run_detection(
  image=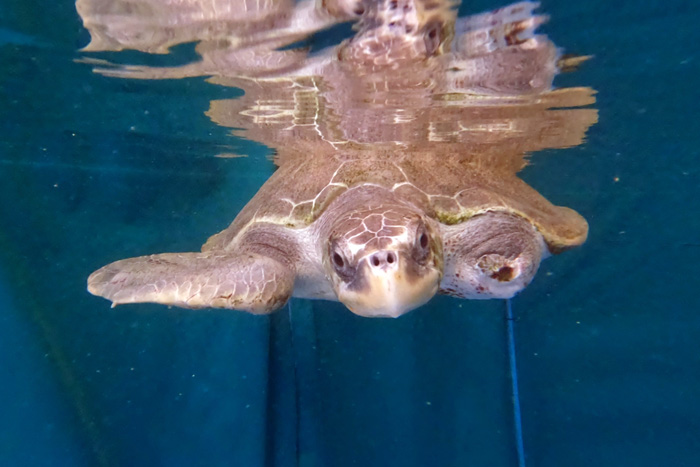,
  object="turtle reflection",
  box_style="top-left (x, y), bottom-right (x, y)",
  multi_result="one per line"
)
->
top-left (82, 0), bottom-right (597, 317)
